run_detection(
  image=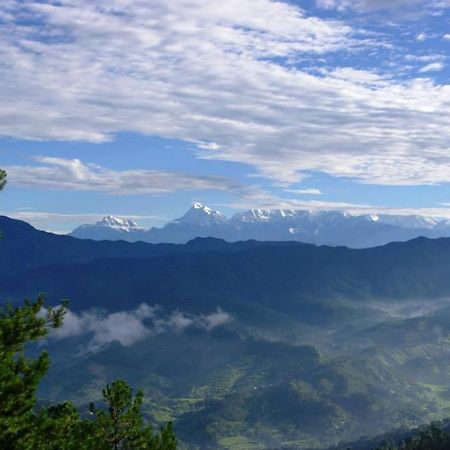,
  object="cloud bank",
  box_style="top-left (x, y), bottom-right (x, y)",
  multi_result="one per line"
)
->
top-left (1, 1), bottom-right (450, 186)
top-left (3, 156), bottom-right (246, 195)
top-left (52, 304), bottom-right (232, 354)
